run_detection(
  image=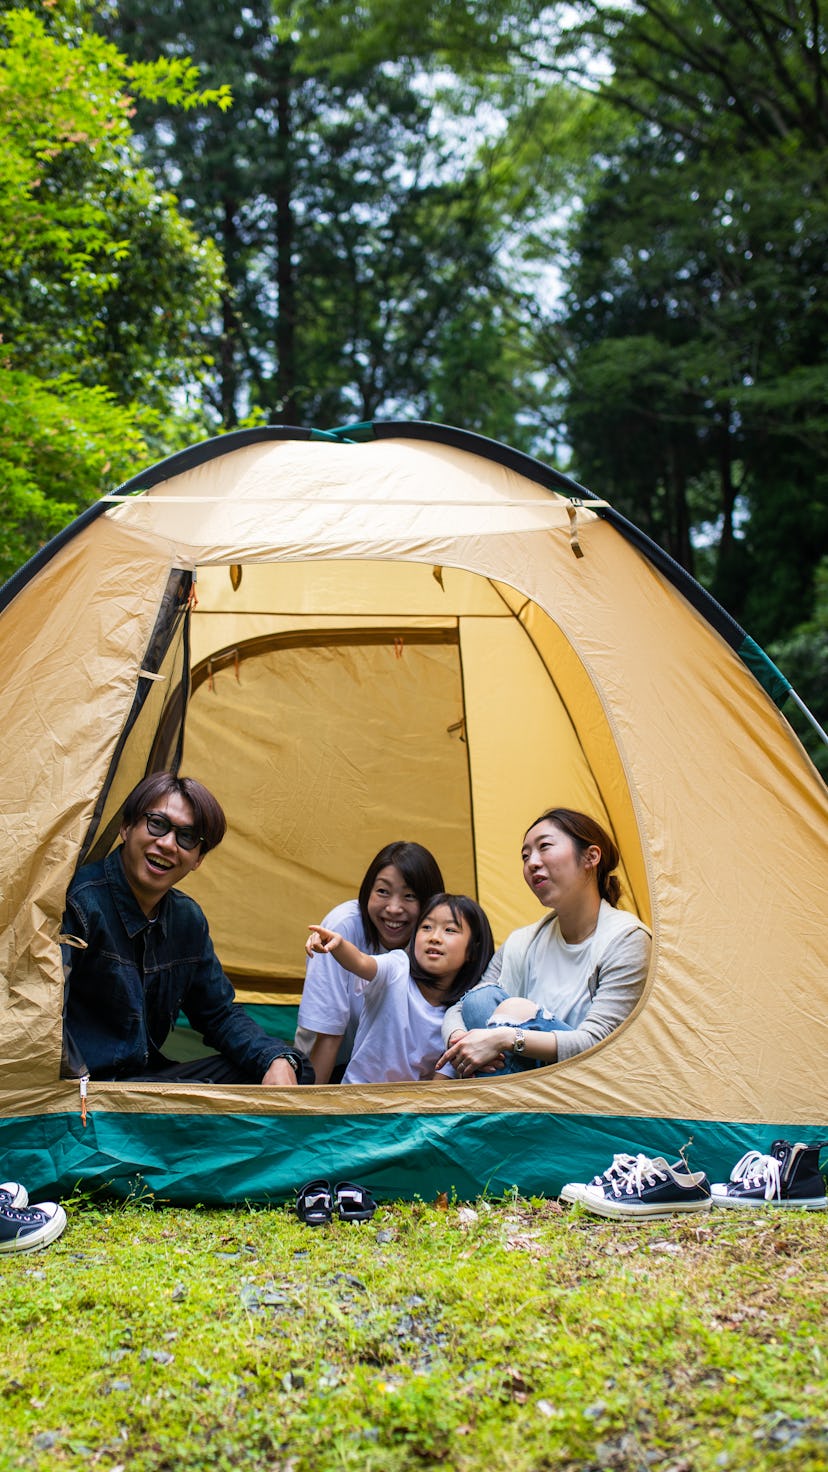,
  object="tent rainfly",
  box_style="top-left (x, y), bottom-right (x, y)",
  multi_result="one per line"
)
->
top-left (1, 422), bottom-right (826, 1204)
